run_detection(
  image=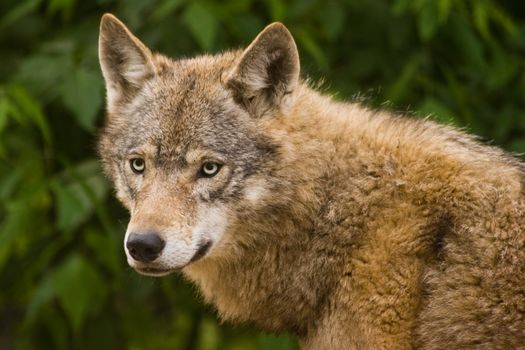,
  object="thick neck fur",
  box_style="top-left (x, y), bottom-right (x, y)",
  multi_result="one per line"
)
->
top-left (183, 83), bottom-right (410, 336)
top-left (184, 81), bottom-right (525, 347)
top-left (183, 84), bottom-right (350, 335)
